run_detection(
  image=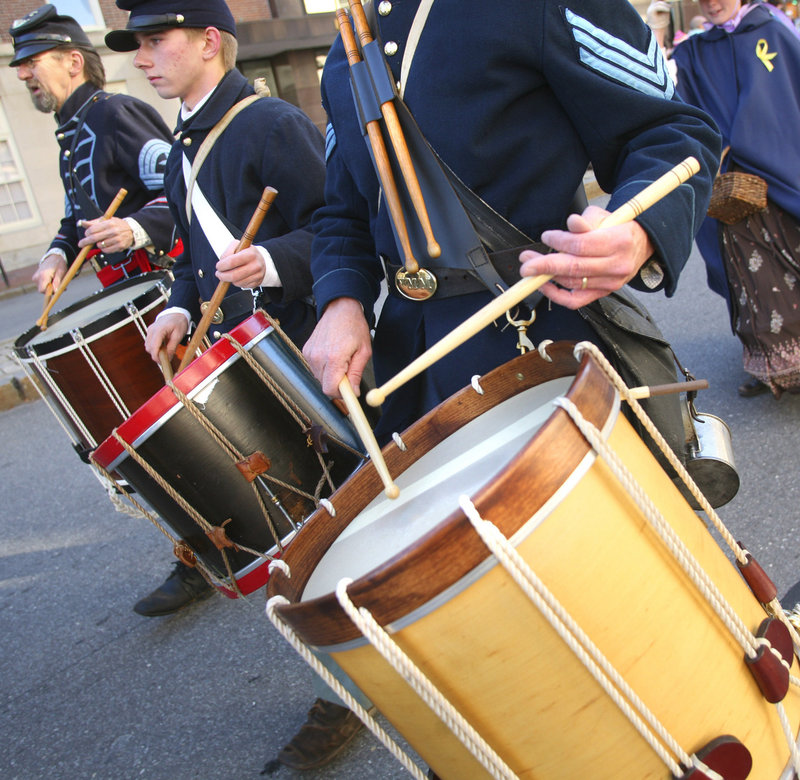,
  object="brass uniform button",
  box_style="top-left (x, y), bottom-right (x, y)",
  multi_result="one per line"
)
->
top-left (384, 41), bottom-right (399, 57)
